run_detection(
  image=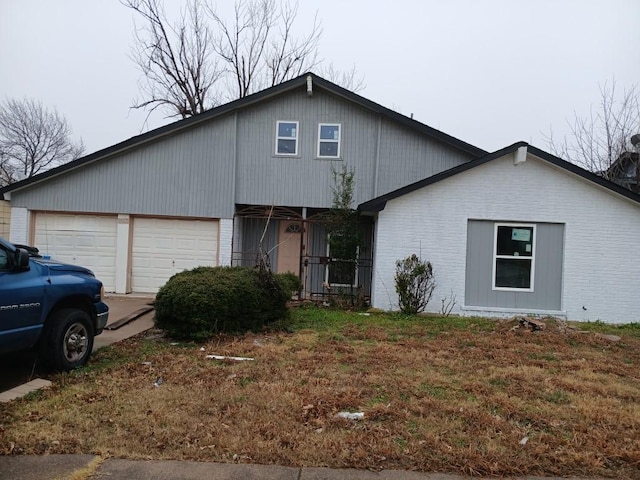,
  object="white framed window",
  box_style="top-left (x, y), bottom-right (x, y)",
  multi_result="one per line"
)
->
top-left (325, 236), bottom-right (358, 287)
top-left (492, 223), bottom-right (536, 291)
top-left (276, 121), bottom-right (298, 156)
top-left (317, 123), bottom-right (341, 158)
